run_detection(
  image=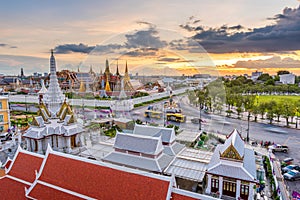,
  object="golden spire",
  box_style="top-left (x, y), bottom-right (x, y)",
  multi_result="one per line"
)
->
top-left (105, 76), bottom-right (111, 92)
